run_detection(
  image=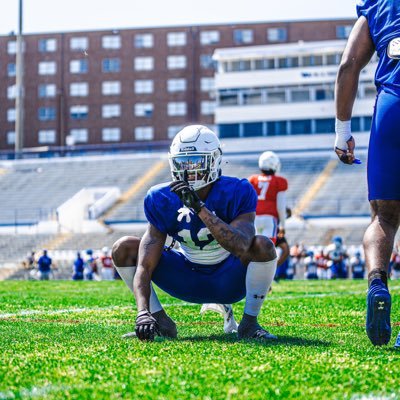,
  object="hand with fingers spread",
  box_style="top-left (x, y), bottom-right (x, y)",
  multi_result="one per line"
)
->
top-left (169, 180), bottom-right (205, 214)
top-left (135, 310), bottom-right (159, 341)
top-left (334, 119), bottom-right (361, 165)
